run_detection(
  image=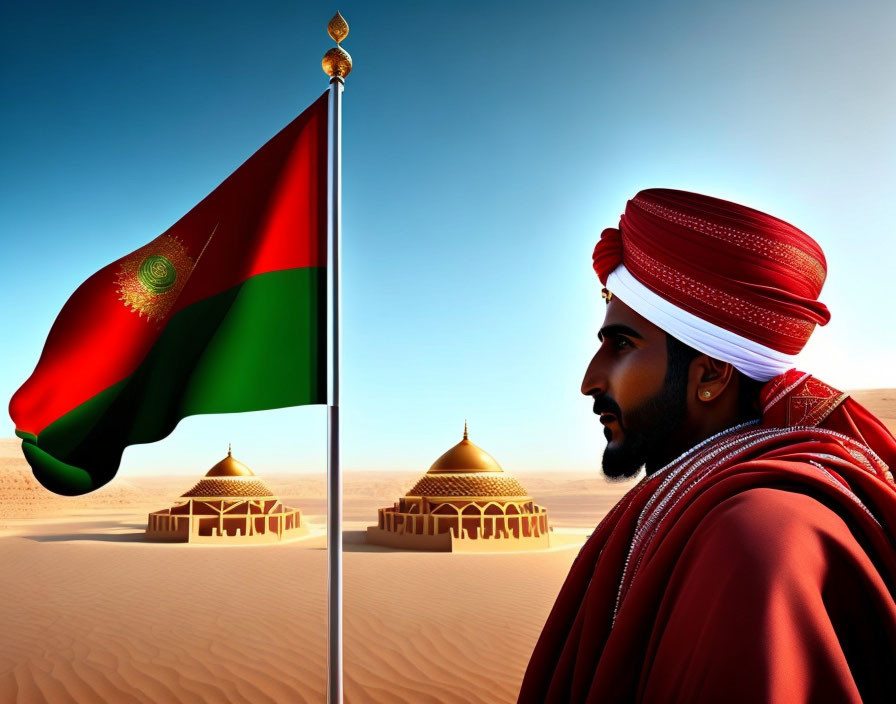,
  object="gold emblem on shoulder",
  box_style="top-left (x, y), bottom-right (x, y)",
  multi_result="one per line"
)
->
top-left (117, 234), bottom-right (193, 321)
